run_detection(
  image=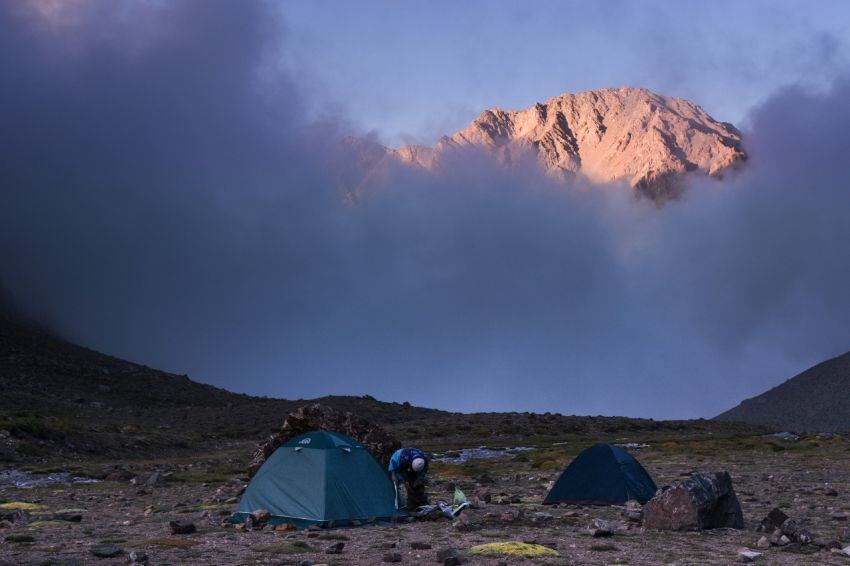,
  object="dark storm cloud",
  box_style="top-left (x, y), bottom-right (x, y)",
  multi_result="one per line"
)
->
top-left (2, 1), bottom-right (850, 418)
